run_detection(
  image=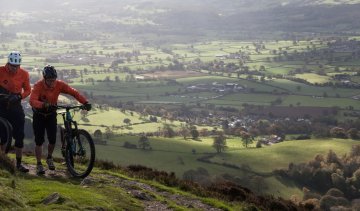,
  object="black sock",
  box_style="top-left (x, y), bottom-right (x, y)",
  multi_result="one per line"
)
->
top-left (37, 161), bottom-right (42, 165)
top-left (47, 155), bottom-right (52, 159)
top-left (16, 157), bottom-right (22, 167)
